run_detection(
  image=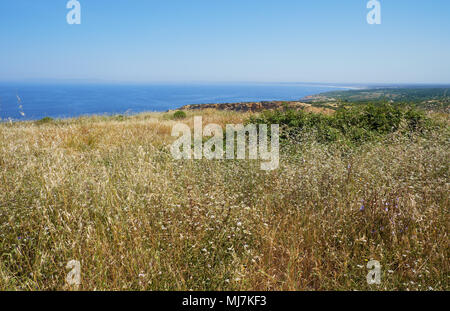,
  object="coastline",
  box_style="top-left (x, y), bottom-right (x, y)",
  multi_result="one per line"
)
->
top-left (2, 85), bottom-right (448, 122)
